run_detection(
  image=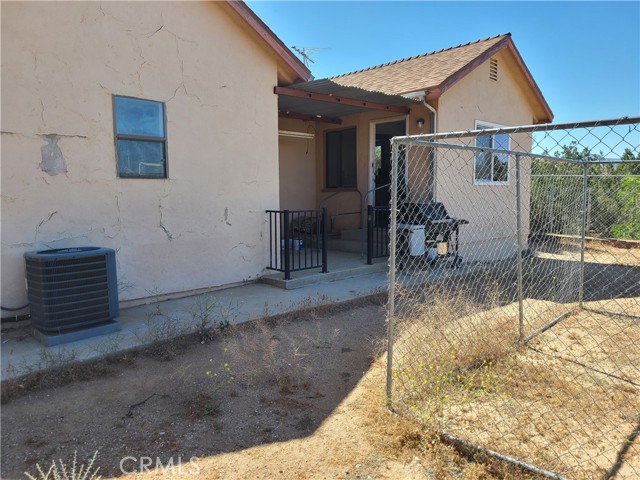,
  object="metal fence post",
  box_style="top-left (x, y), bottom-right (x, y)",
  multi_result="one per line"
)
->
top-left (283, 210), bottom-right (291, 280)
top-left (387, 141), bottom-right (399, 408)
top-left (516, 154), bottom-right (524, 341)
top-left (579, 164), bottom-right (588, 308)
top-left (367, 205), bottom-right (374, 265)
top-left (321, 207), bottom-right (328, 273)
